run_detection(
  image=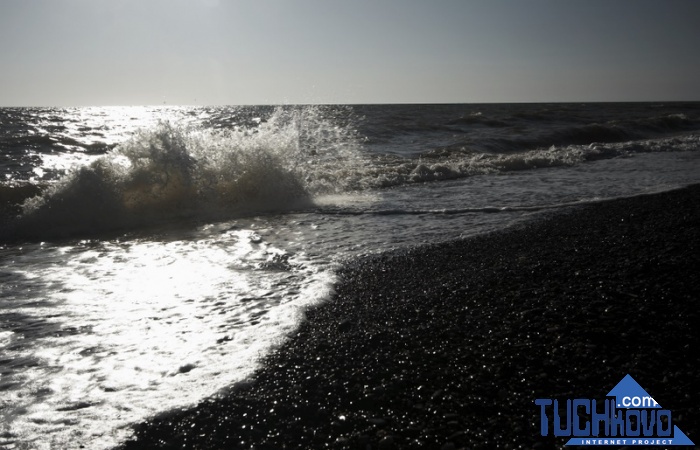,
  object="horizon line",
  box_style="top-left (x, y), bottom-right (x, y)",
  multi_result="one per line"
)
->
top-left (2, 99), bottom-right (700, 108)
